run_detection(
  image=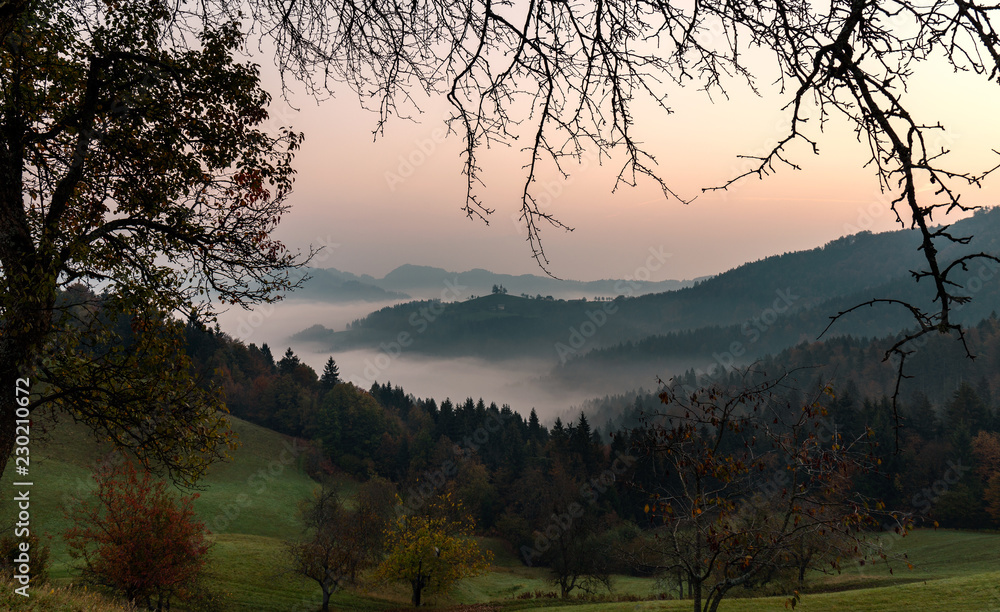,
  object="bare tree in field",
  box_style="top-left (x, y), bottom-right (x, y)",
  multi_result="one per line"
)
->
top-left (286, 478), bottom-right (395, 611)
